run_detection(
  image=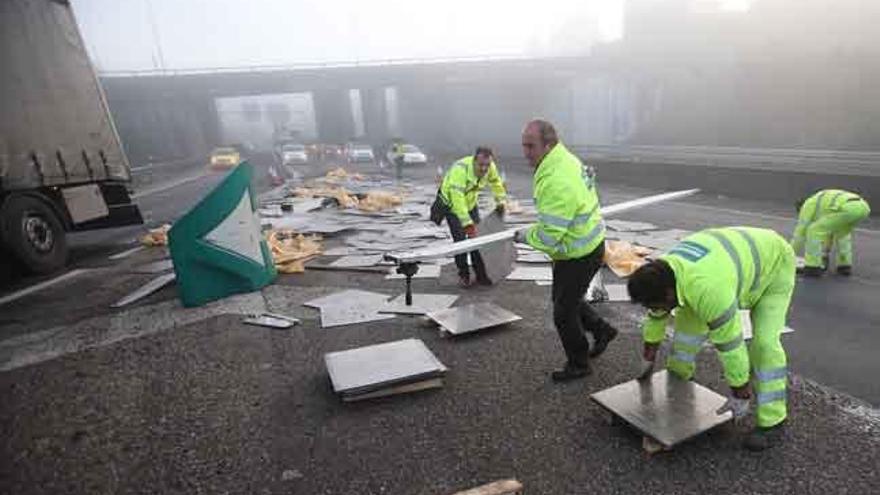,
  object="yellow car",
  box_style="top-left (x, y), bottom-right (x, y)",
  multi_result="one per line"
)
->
top-left (208, 147), bottom-right (241, 170)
